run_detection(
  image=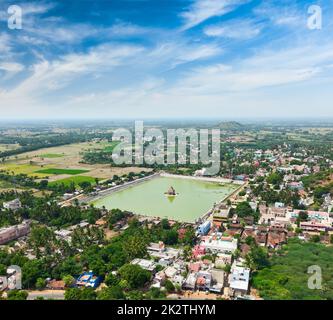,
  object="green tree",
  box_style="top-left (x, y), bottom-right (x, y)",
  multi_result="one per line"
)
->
top-left (245, 245), bottom-right (269, 271)
top-left (164, 279), bottom-right (175, 293)
top-left (65, 288), bottom-right (96, 300)
top-left (252, 239), bottom-right (333, 300)
top-left (39, 180), bottom-right (49, 189)
top-left (118, 264), bottom-right (151, 289)
top-left (122, 235), bottom-right (147, 260)
top-left (97, 286), bottom-right (125, 300)
top-left (22, 259), bottom-right (47, 289)
top-left (79, 181), bottom-right (92, 190)
top-left (64, 288), bottom-right (81, 300)
top-left (161, 219), bottom-right (170, 230)
top-left (236, 202), bottom-right (254, 218)
top-left (182, 227), bottom-right (196, 246)
top-left (310, 235), bottom-right (320, 243)
top-left (298, 211), bottom-right (309, 221)
top-left (28, 225), bottom-right (56, 257)
top-left (163, 229), bottom-right (178, 245)
top-left (0, 263), bottom-right (6, 275)
top-left (62, 275), bottom-right (75, 287)
top-left (127, 290), bottom-right (144, 300)
top-left (7, 290), bottom-right (28, 300)
top-left (245, 236), bottom-right (256, 246)
top-left (267, 172), bottom-right (283, 185)
top-left (36, 278), bottom-right (46, 290)
top-left (146, 287), bottom-right (166, 299)
top-left (105, 273), bottom-right (120, 287)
